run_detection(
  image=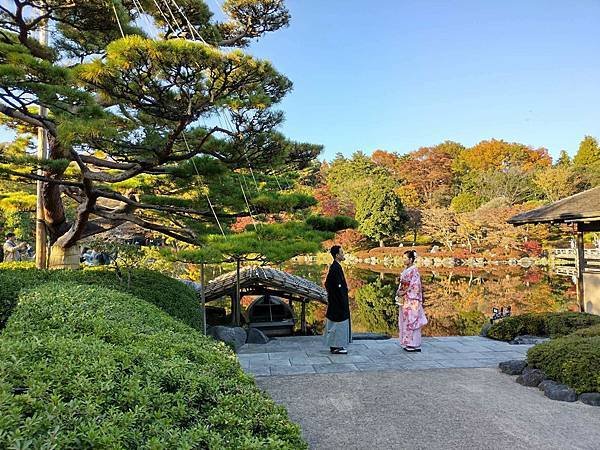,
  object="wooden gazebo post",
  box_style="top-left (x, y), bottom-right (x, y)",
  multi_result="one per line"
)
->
top-left (235, 257), bottom-right (241, 327)
top-left (301, 300), bottom-right (307, 335)
top-left (200, 262), bottom-right (207, 335)
top-left (574, 223), bottom-right (586, 312)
